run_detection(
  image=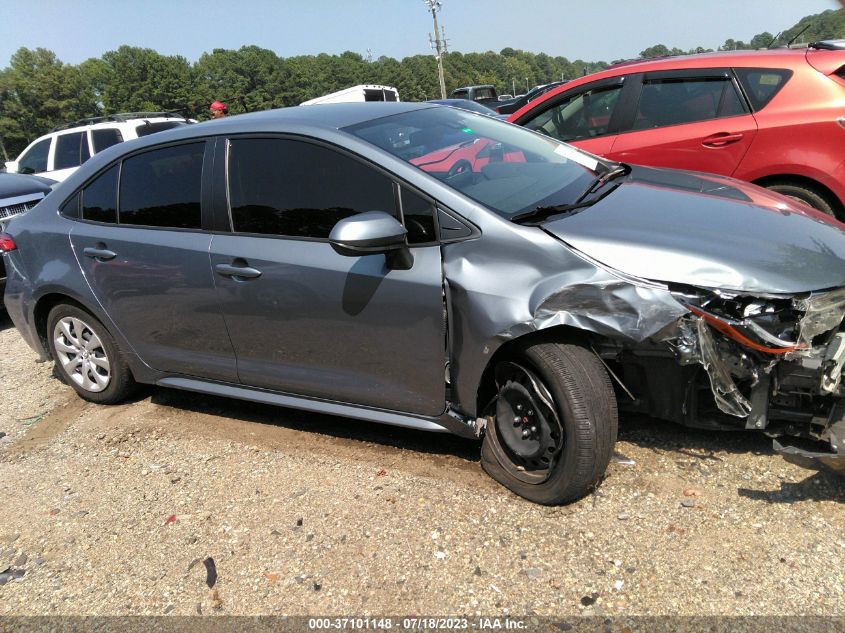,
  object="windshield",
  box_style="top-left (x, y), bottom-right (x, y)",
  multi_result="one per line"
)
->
top-left (344, 107), bottom-right (603, 218)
